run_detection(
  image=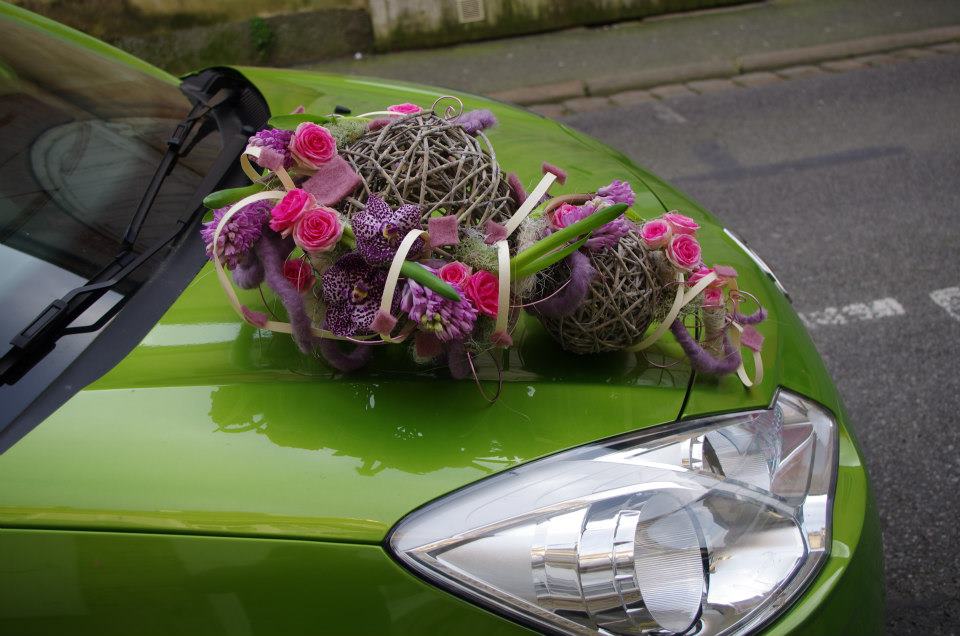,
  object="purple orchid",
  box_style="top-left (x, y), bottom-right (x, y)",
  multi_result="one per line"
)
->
top-left (353, 195), bottom-right (424, 266)
top-left (200, 201), bottom-right (271, 270)
top-left (321, 252), bottom-right (399, 337)
top-left (401, 275), bottom-right (477, 342)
